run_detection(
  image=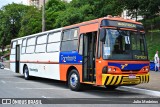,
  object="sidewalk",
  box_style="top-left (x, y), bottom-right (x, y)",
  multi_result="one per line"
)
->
top-left (135, 71), bottom-right (160, 91)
